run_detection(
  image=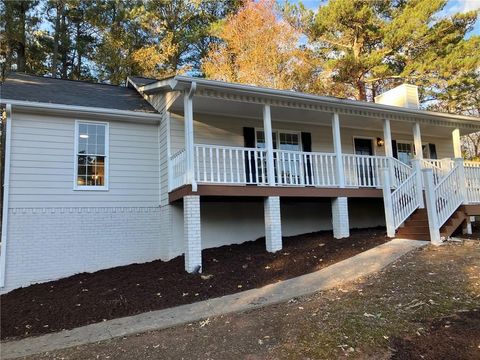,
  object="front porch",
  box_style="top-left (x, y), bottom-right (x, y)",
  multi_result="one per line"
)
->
top-left (151, 77), bottom-right (480, 273)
